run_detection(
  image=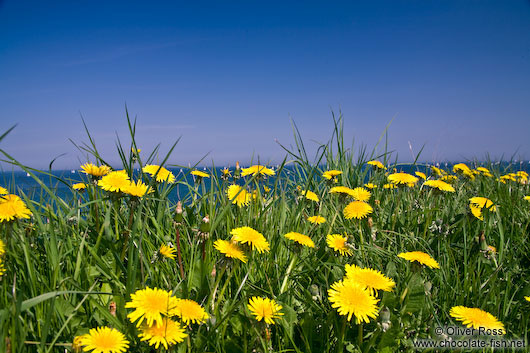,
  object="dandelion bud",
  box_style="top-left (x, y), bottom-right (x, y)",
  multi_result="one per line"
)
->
top-left (174, 201), bottom-right (183, 223)
top-left (200, 215), bottom-right (210, 233)
top-left (211, 265), bottom-right (216, 278)
top-left (109, 301), bottom-right (117, 316)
